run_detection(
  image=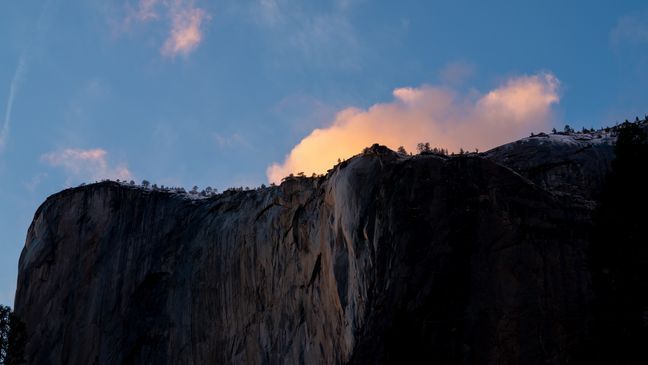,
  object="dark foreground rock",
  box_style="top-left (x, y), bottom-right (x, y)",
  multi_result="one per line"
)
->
top-left (14, 135), bottom-right (614, 364)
